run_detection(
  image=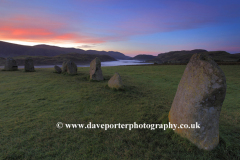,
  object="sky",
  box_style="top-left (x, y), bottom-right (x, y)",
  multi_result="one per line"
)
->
top-left (0, 0), bottom-right (240, 57)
